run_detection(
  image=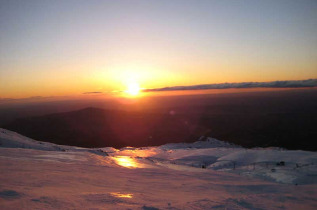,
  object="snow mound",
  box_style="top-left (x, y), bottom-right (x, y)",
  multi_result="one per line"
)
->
top-left (159, 136), bottom-right (240, 150)
top-left (0, 128), bottom-right (69, 151)
top-left (0, 128), bottom-right (109, 156)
